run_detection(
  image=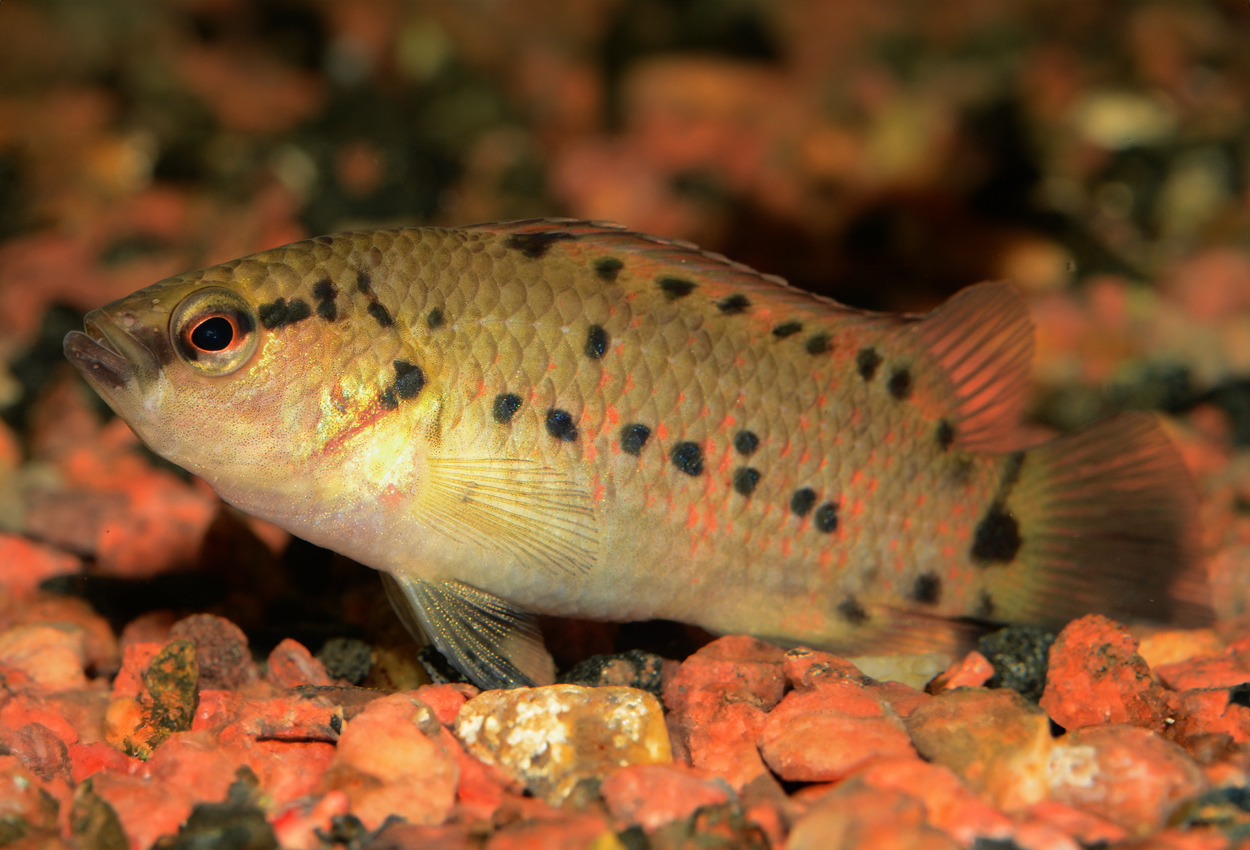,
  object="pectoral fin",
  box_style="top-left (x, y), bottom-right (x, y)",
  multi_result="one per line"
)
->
top-left (381, 572), bottom-right (556, 690)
